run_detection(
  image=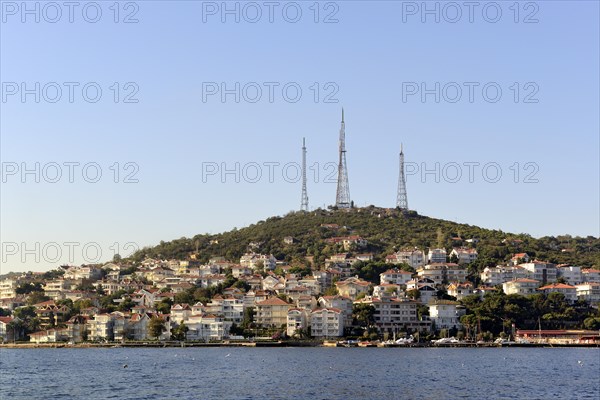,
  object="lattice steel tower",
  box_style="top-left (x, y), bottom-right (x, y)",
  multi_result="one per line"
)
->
top-left (396, 144), bottom-right (409, 210)
top-left (300, 137), bottom-right (309, 212)
top-left (335, 109), bottom-right (351, 209)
